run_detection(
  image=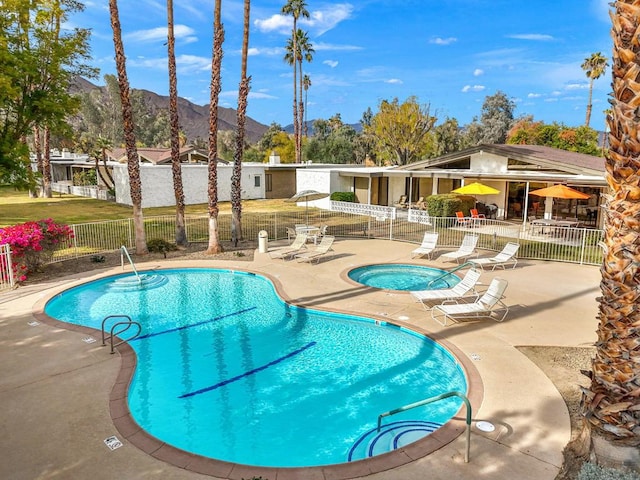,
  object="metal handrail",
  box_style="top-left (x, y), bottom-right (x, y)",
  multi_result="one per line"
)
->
top-left (101, 314), bottom-right (142, 354)
top-left (120, 245), bottom-right (141, 282)
top-left (377, 391), bottom-right (472, 463)
top-left (427, 262), bottom-right (474, 287)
